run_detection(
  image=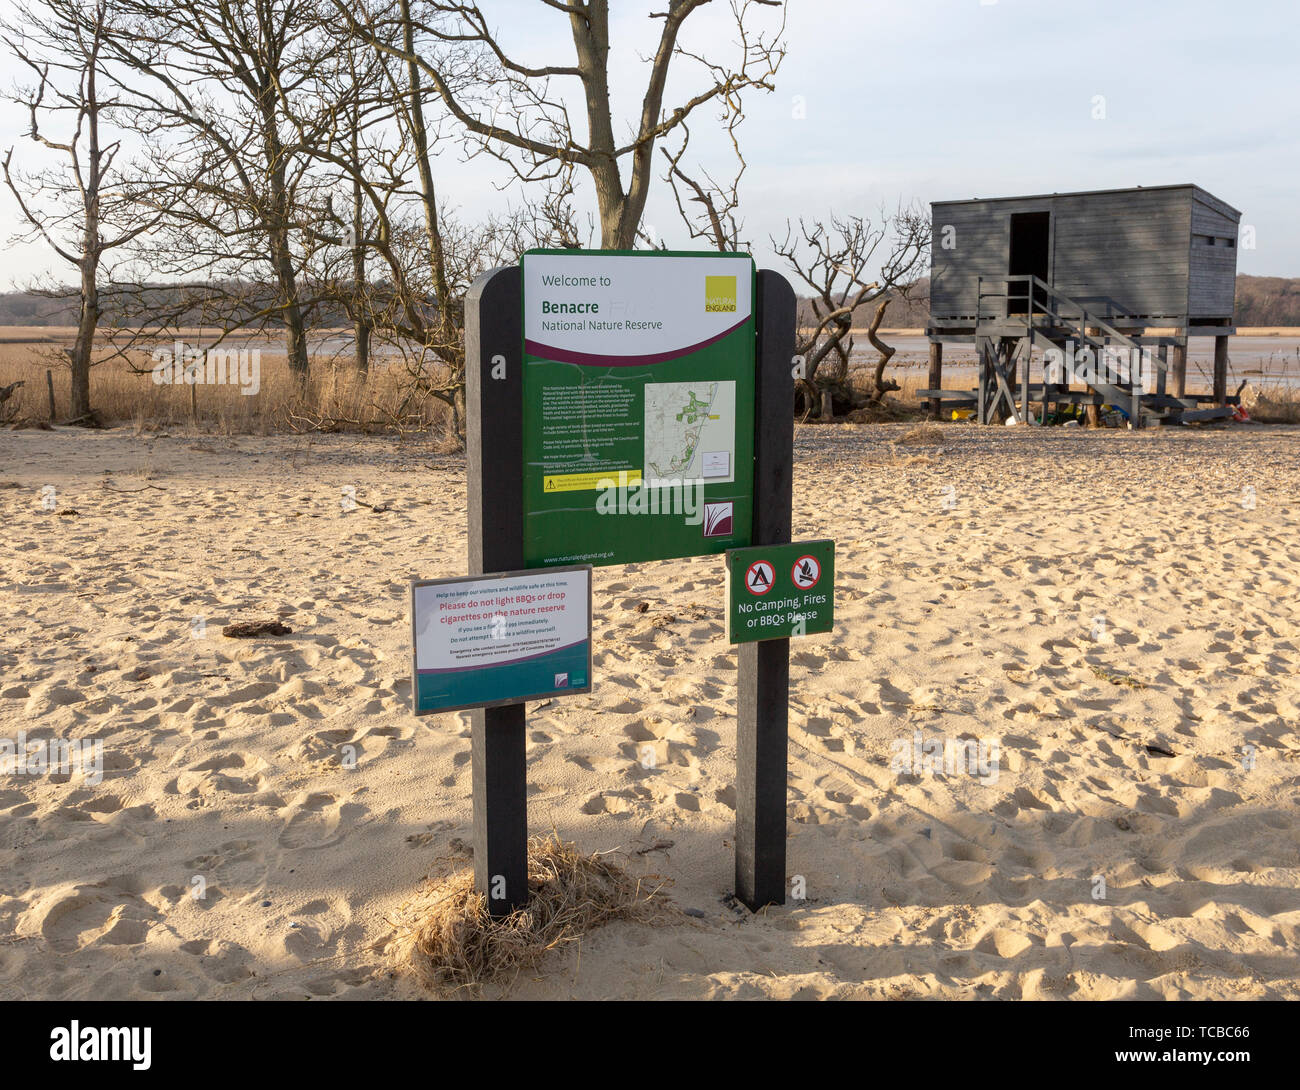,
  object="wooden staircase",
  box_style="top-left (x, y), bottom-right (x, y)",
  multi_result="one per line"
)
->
top-left (964, 275), bottom-right (1235, 427)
